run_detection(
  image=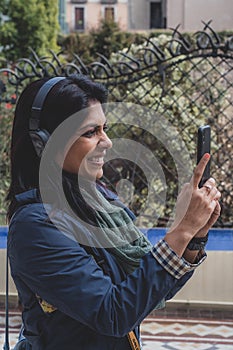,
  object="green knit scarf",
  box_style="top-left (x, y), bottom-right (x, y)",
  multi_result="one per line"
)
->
top-left (81, 185), bottom-right (152, 274)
